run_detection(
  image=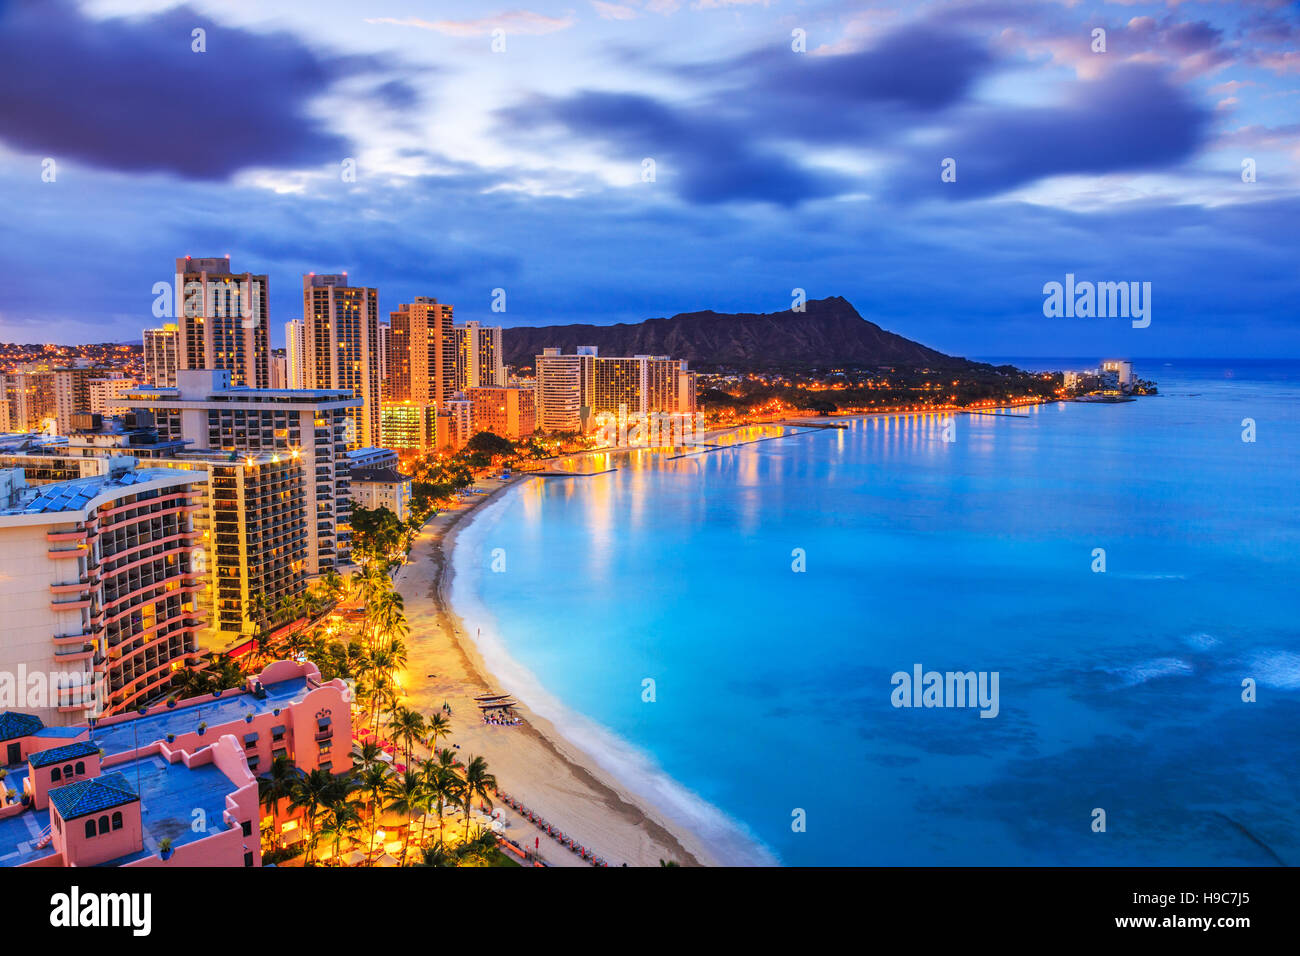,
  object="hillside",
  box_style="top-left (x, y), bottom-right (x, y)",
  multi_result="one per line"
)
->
top-left (501, 296), bottom-right (970, 370)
